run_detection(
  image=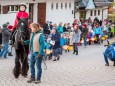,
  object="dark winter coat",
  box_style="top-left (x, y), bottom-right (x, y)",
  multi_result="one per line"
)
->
top-left (51, 32), bottom-right (61, 49)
